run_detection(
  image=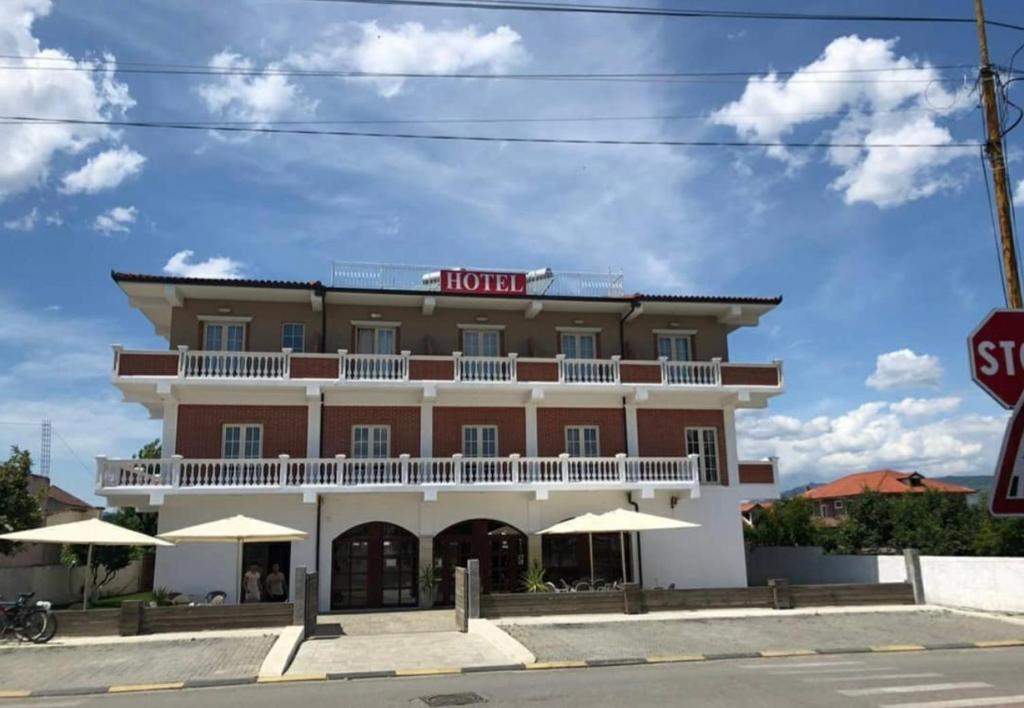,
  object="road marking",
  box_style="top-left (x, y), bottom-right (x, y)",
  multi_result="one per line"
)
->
top-left (645, 655), bottom-right (705, 664)
top-left (0, 693), bottom-right (31, 700)
top-left (974, 639), bottom-right (1024, 648)
top-left (775, 667), bottom-right (894, 676)
top-left (255, 674), bottom-right (327, 683)
top-left (872, 644), bottom-right (928, 653)
top-left (839, 682), bottom-right (992, 697)
top-left (803, 673), bottom-right (944, 683)
top-left (760, 649), bottom-right (818, 658)
top-left (525, 660), bottom-right (588, 670)
top-left (394, 667), bottom-right (462, 677)
top-left (741, 660), bottom-right (864, 669)
top-left (108, 682), bottom-right (186, 693)
top-left (879, 696), bottom-right (1024, 708)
